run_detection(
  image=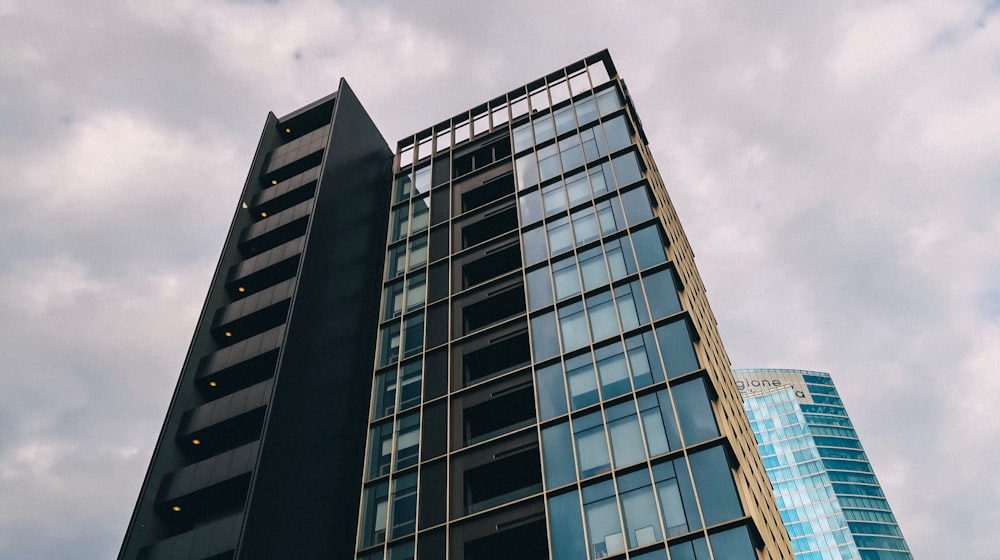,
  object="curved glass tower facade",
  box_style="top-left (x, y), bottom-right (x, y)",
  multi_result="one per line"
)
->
top-left (734, 369), bottom-right (912, 560)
